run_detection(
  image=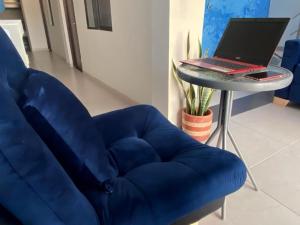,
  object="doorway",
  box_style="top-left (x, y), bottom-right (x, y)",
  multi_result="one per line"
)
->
top-left (39, 0), bottom-right (82, 71)
top-left (62, 0), bottom-right (82, 71)
top-left (39, 0), bottom-right (52, 52)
